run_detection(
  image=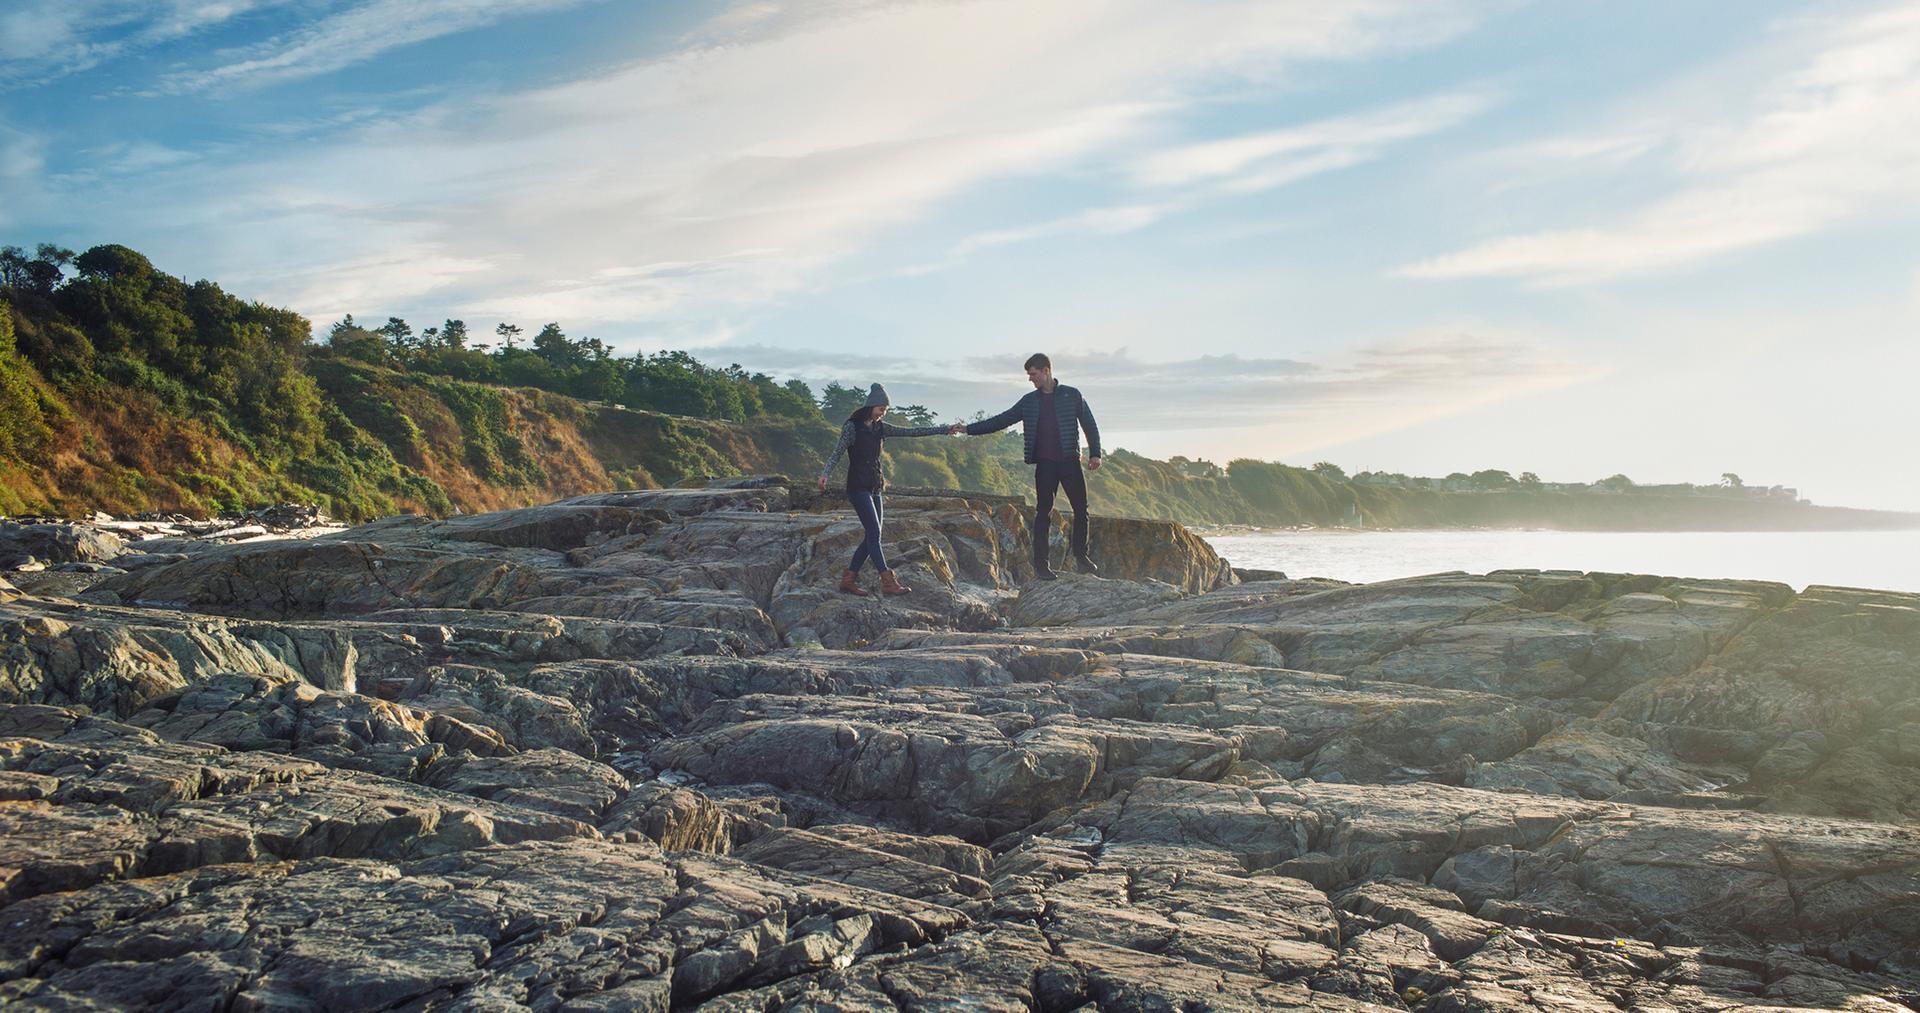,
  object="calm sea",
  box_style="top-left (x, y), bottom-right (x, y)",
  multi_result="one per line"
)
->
top-left (1200, 529), bottom-right (1920, 594)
